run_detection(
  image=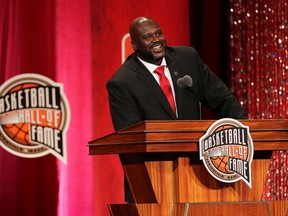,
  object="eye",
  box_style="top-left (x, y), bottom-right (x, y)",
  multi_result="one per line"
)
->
top-left (156, 31), bottom-right (163, 36)
top-left (143, 34), bottom-right (152, 40)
